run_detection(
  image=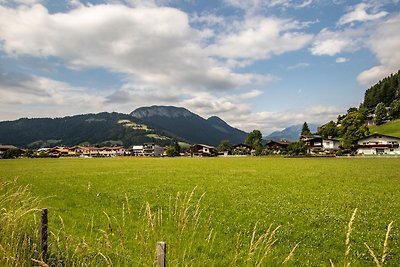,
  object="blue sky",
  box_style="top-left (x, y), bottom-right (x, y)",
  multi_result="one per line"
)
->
top-left (0, 0), bottom-right (399, 135)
